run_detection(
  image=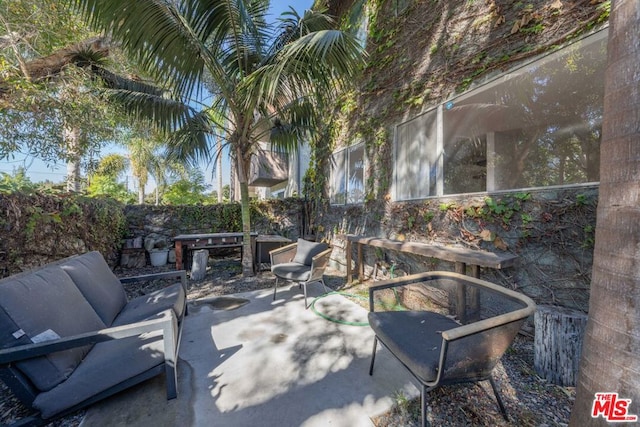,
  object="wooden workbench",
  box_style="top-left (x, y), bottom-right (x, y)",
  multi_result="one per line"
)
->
top-left (344, 234), bottom-right (518, 282)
